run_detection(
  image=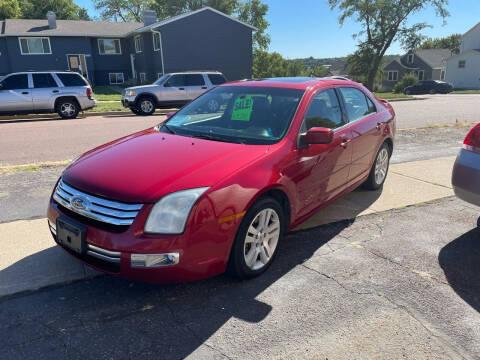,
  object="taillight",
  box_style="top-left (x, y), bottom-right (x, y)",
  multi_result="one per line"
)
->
top-left (463, 123), bottom-right (480, 153)
top-left (86, 87), bottom-right (93, 98)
